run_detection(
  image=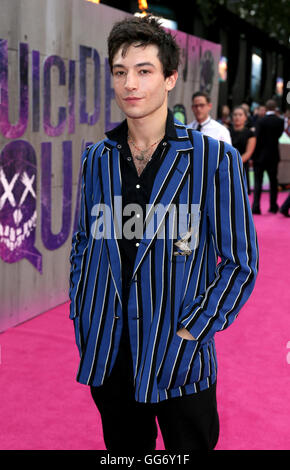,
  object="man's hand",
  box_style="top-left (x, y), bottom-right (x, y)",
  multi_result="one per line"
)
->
top-left (177, 327), bottom-right (196, 340)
